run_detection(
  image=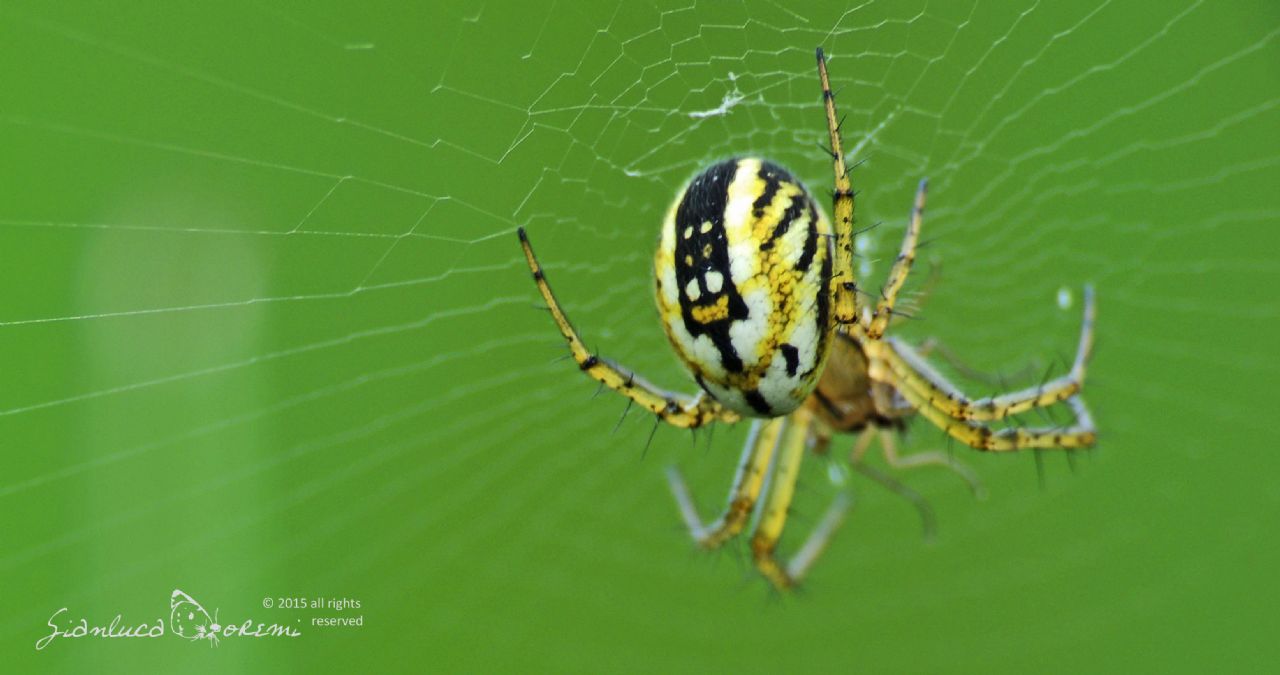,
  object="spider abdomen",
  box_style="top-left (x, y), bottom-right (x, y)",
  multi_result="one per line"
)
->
top-left (654, 158), bottom-right (834, 417)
